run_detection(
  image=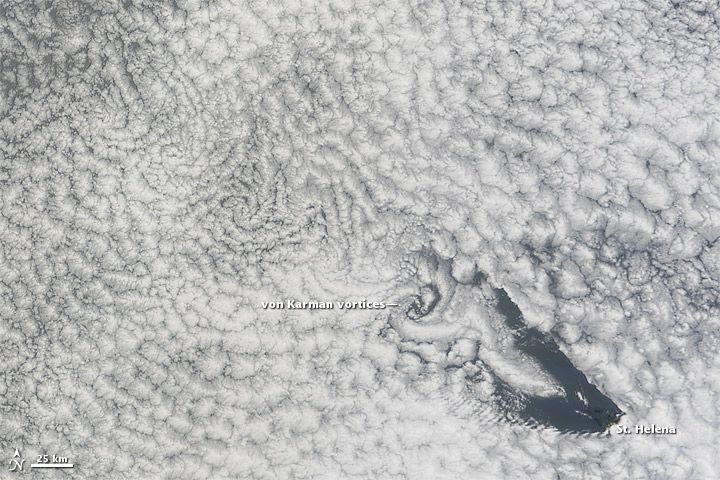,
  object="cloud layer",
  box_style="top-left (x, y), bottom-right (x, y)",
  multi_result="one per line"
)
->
top-left (1, 0), bottom-right (719, 478)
